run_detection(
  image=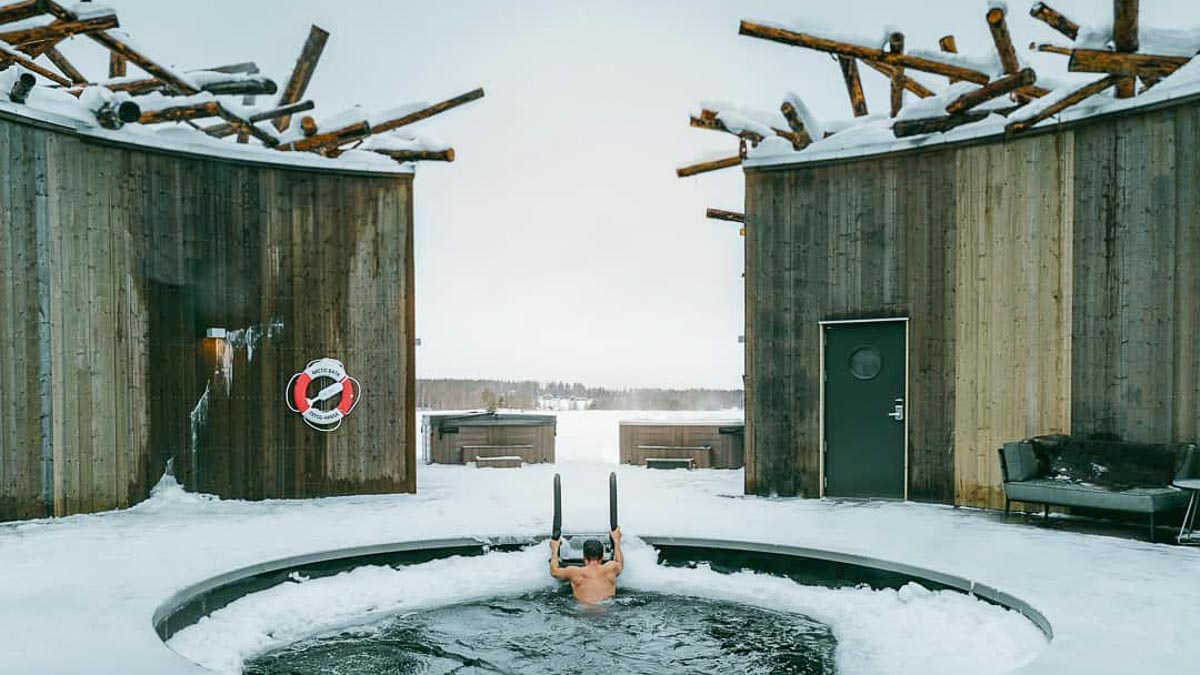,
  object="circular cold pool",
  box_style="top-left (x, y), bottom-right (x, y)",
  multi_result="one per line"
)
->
top-left (156, 537), bottom-right (1050, 675)
top-left (244, 589), bottom-right (837, 675)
